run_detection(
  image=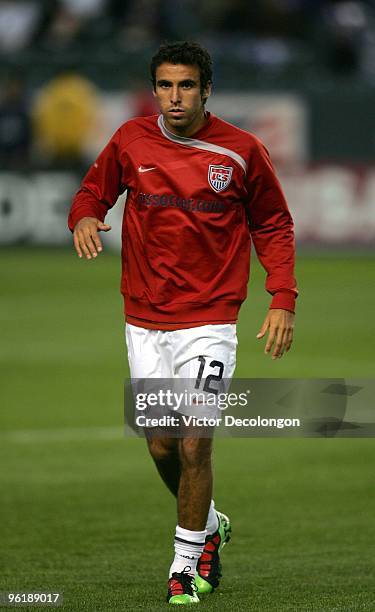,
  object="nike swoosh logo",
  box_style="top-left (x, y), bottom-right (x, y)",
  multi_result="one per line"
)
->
top-left (138, 166), bottom-right (156, 173)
